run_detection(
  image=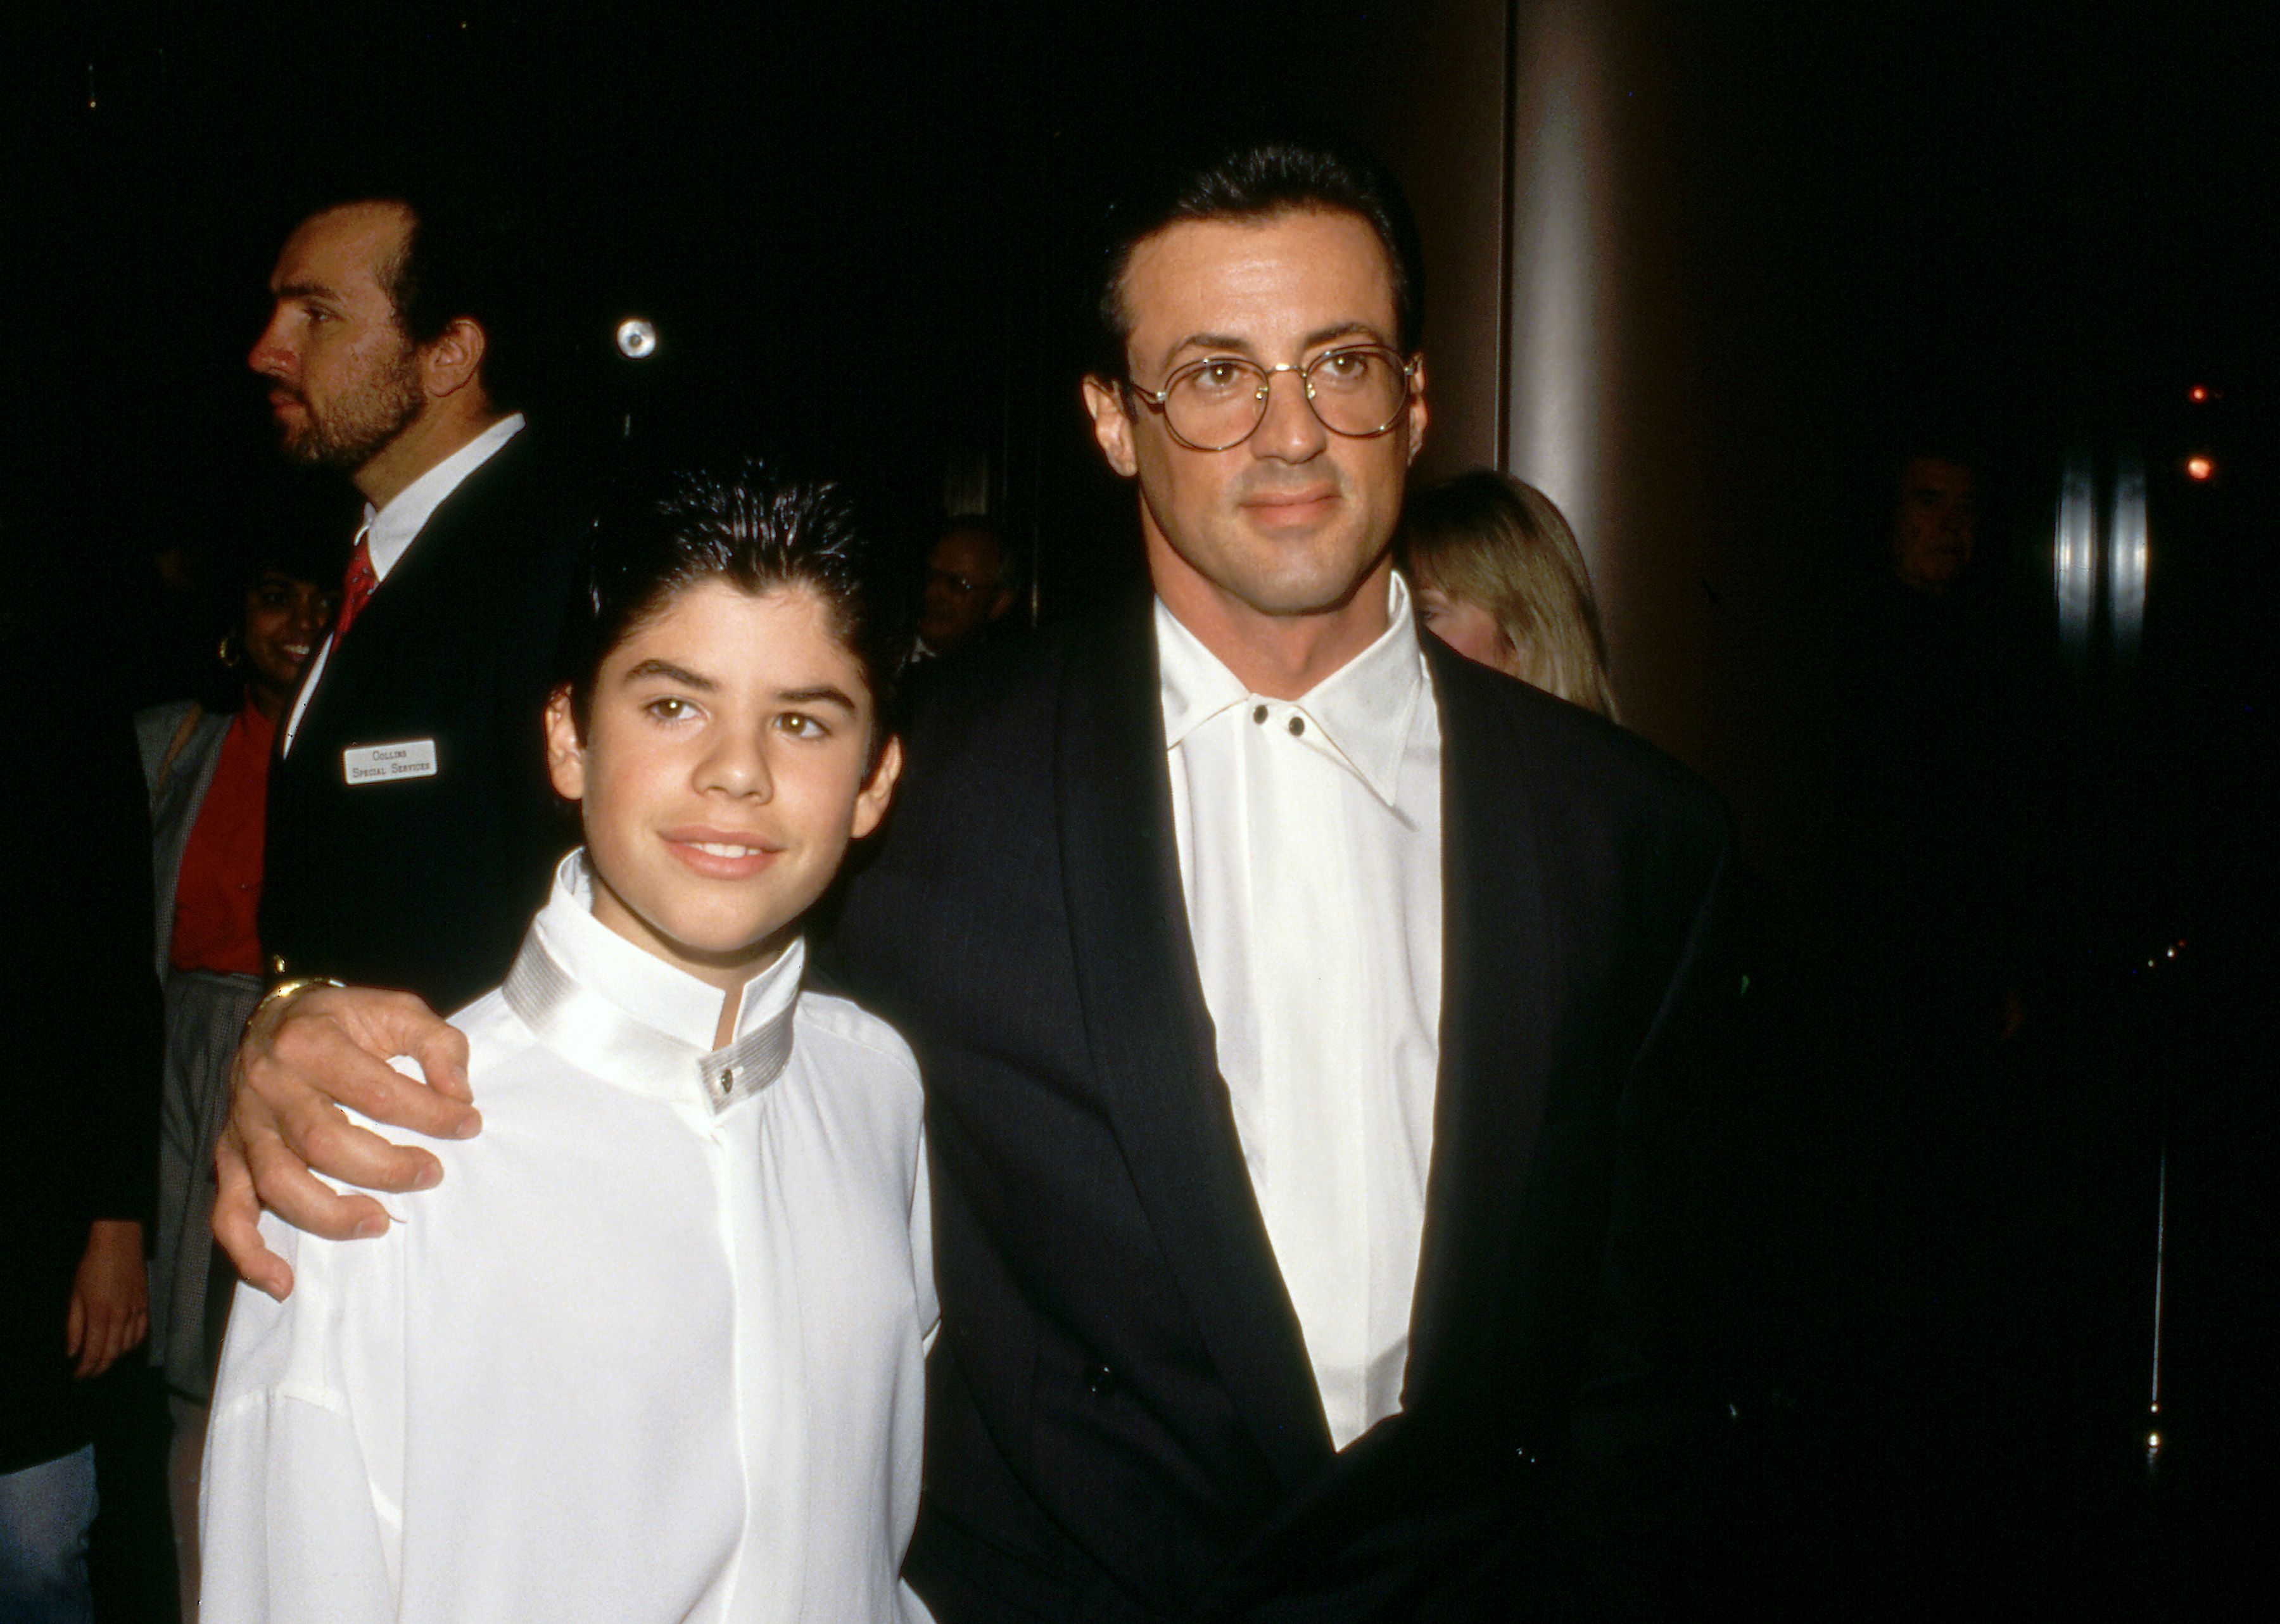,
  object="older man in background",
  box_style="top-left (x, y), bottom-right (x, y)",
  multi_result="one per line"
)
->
top-left (915, 518), bottom-right (1022, 661)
